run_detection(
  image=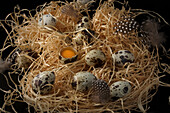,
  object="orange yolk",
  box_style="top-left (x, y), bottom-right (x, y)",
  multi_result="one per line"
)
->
top-left (61, 49), bottom-right (76, 58)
